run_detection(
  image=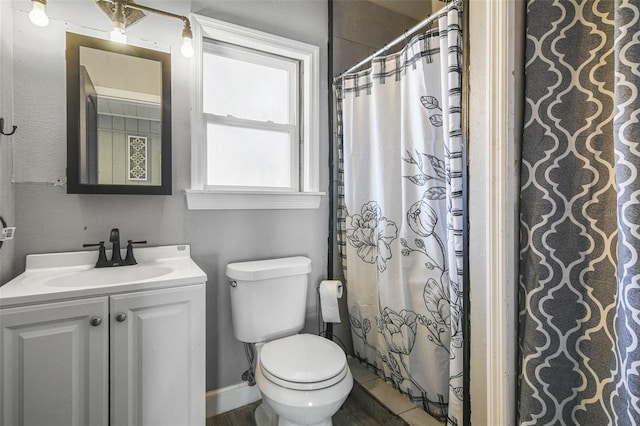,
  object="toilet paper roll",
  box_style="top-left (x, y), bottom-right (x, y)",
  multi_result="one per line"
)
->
top-left (319, 280), bottom-right (343, 323)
